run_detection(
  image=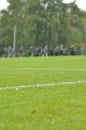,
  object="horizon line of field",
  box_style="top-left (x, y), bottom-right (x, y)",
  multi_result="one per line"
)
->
top-left (0, 80), bottom-right (86, 91)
